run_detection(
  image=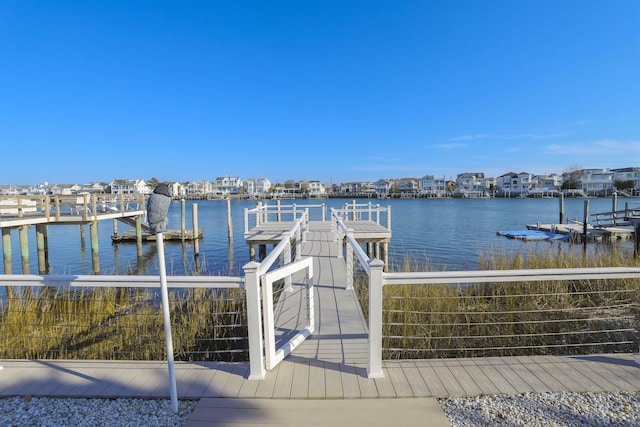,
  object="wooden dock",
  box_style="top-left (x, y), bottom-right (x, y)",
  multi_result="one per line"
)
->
top-left (2, 221), bottom-right (640, 425)
top-left (526, 223), bottom-right (635, 240)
